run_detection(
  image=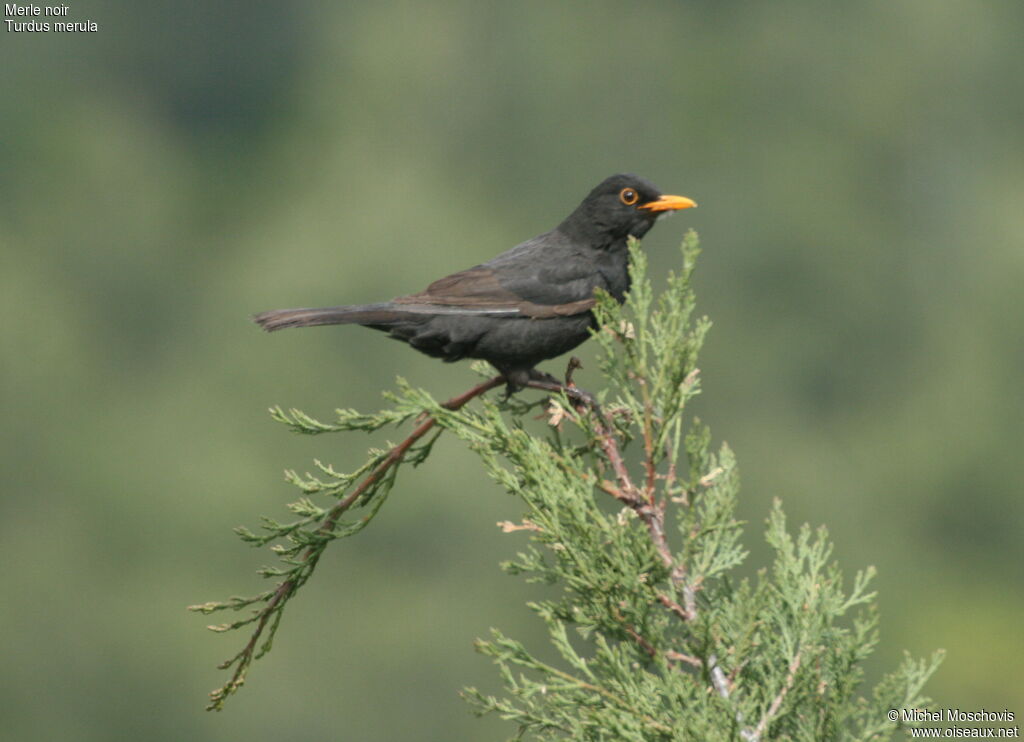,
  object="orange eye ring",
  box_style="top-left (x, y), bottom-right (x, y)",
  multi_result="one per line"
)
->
top-left (619, 187), bottom-right (639, 206)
